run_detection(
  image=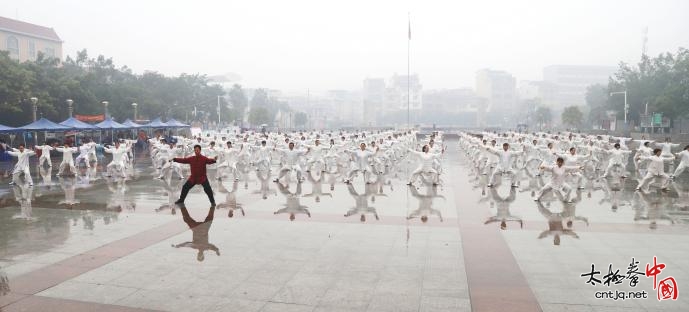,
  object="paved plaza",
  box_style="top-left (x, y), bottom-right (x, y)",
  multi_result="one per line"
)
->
top-left (1, 142), bottom-right (688, 312)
